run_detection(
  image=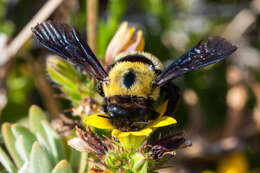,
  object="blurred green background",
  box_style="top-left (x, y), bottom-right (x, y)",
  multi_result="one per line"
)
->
top-left (0, 0), bottom-right (260, 172)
